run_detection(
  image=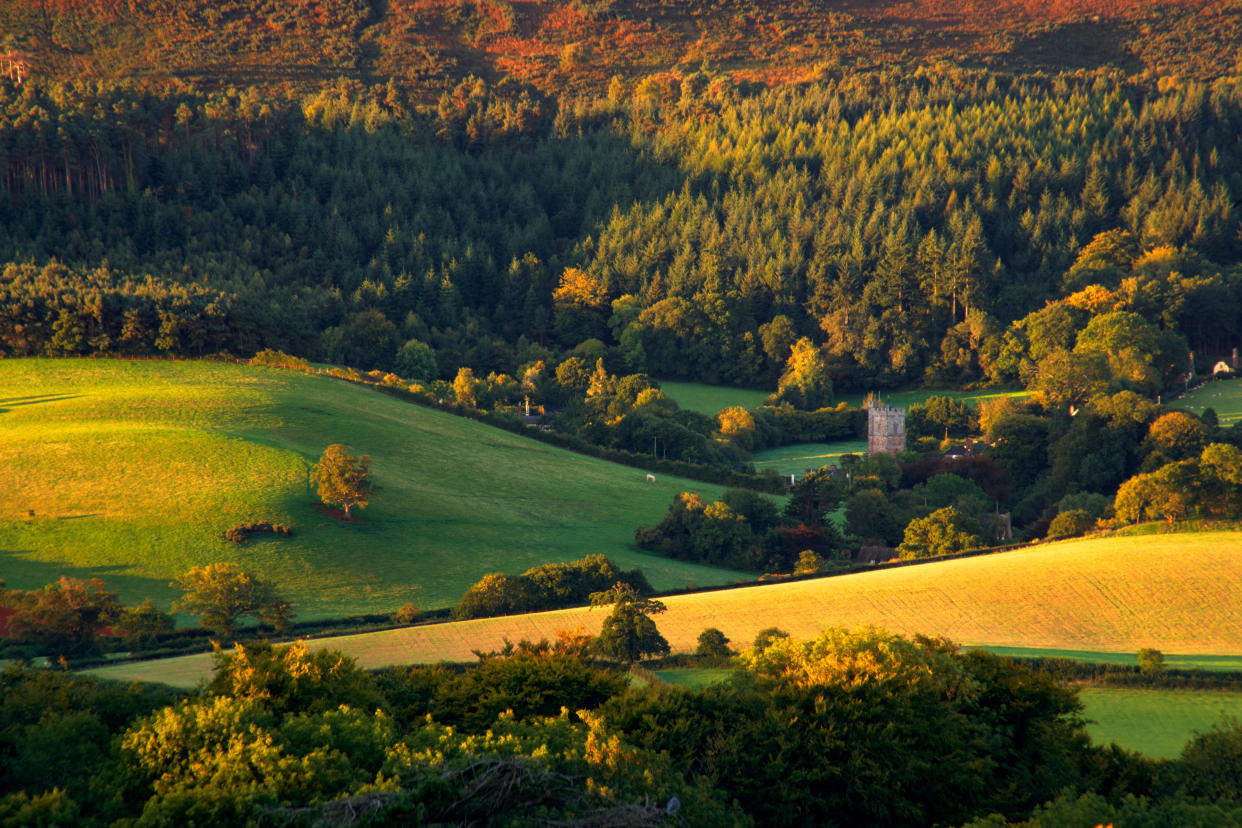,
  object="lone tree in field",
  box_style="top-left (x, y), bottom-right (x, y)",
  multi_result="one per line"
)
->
top-left (172, 563), bottom-right (291, 638)
top-left (311, 444), bottom-right (372, 516)
top-left (590, 582), bottom-right (669, 663)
